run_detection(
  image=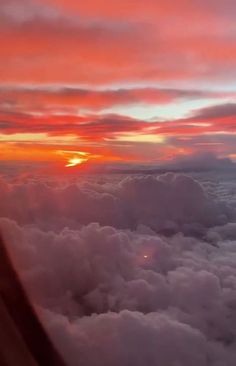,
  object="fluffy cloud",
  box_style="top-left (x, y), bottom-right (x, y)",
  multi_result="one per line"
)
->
top-left (1, 171), bottom-right (236, 365)
top-left (1, 215), bottom-right (236, 365)
top-left (0, 173), bottom-right (234, 234)
top-left (165, 152), bottom-right (235, 171)
top-left (43, 311), bottom-right (211, 366)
